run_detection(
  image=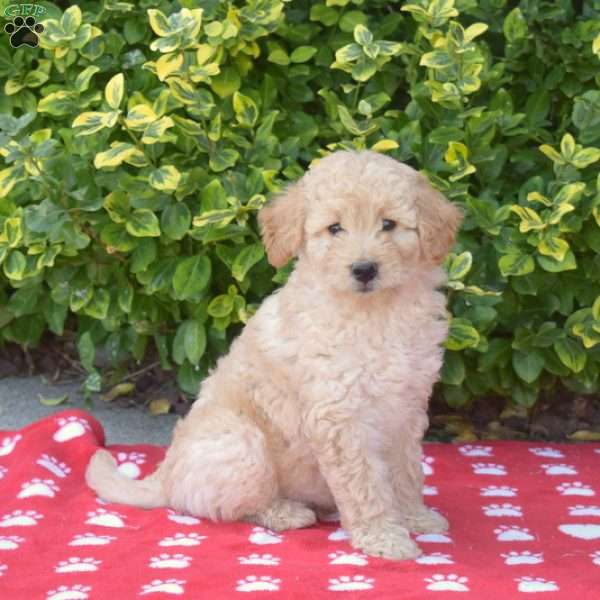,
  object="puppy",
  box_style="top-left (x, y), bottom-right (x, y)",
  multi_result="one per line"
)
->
top-left (86, 150), bottom-right (462, 560)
